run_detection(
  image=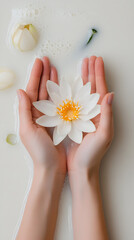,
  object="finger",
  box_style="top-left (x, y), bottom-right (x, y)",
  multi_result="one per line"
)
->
top-left (81, 58), bottom-right (89, 84)
top-left (38, 56), bottom-right (50, 100)
top-left (98, 92), bottom-right (114, 135)
top-left (89, 56), bottom-right (97, 93)
top-left (26, 58), bottom-right (43, 102)
top-left (95, 57), bottom-right (108, 103)
top-left (49, 66), bottom-right (58, 102)
top-left (50, 66), bottom-right (58, 84)
top-left (17, 89), bottom-right (33, 130)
